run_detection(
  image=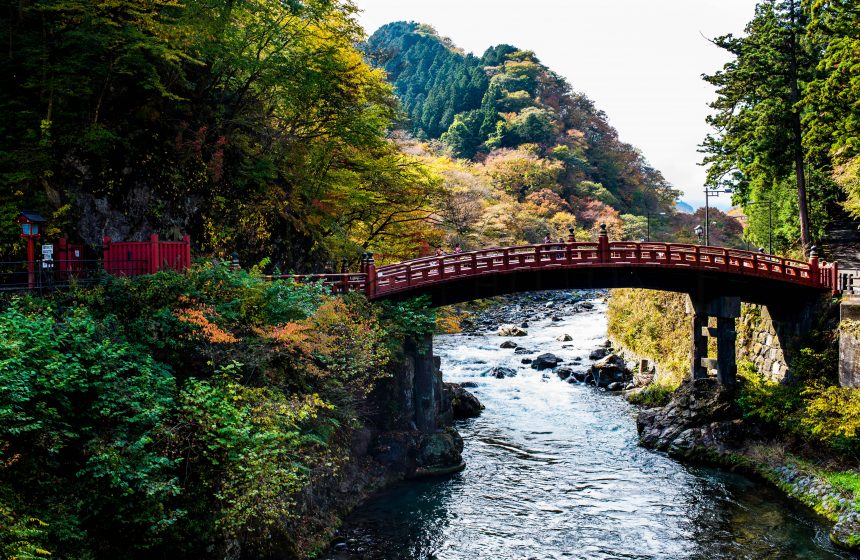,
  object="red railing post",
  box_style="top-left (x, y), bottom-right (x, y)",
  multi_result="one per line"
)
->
top-left (102, 236), bottom-right (112, 275)
top-left (149, 234), bottom-right (160, 274)
top-left (809, 246), bottom-right (820, 287)
top-left (57, 237), bottom-right (68, 273)
top-left (364, 253), bottom-right (377, 298)
top-left (598, 223), bottom-right (609, 263)
top-left (182, 234), bottom-right (191, 271)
